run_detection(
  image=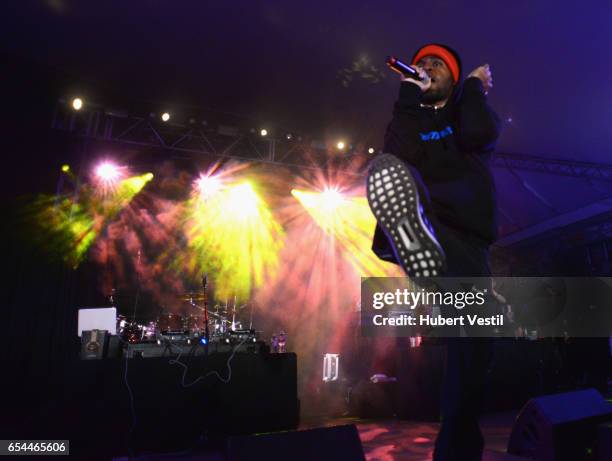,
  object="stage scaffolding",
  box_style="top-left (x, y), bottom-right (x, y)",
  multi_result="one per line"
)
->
top-left (51, 100), bottom-right (612, 181)
top-left (50, 99), bottom-right (612, 272)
